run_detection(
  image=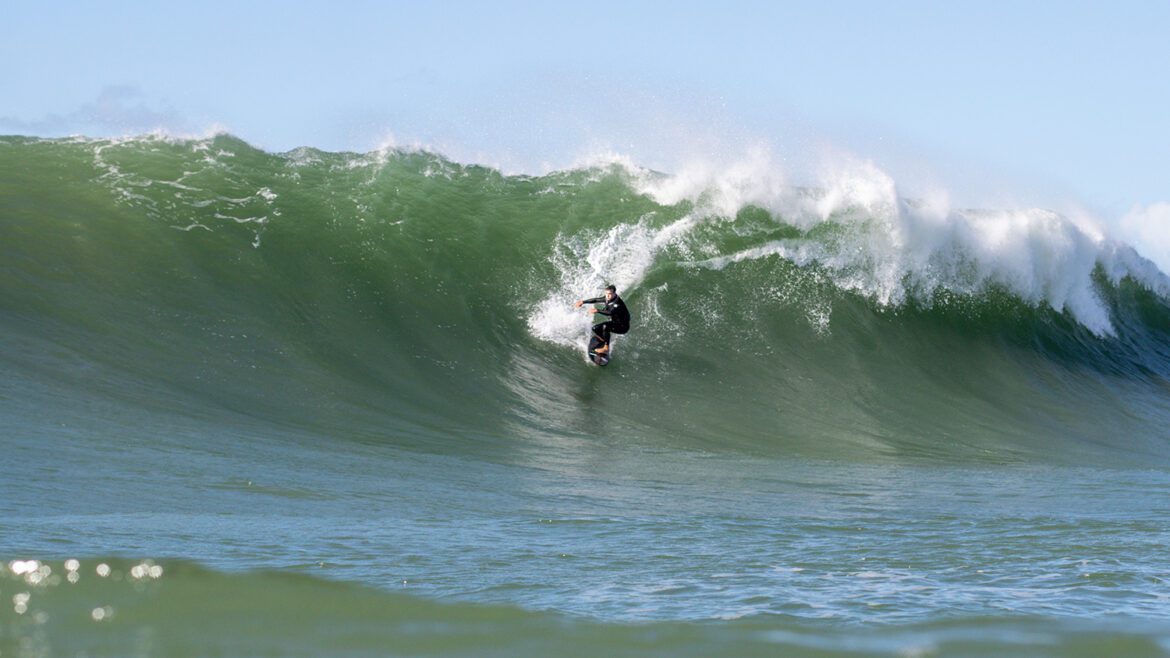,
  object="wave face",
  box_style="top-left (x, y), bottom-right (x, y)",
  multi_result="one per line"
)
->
top-left (4, 134), bottom-right (1170, 464)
